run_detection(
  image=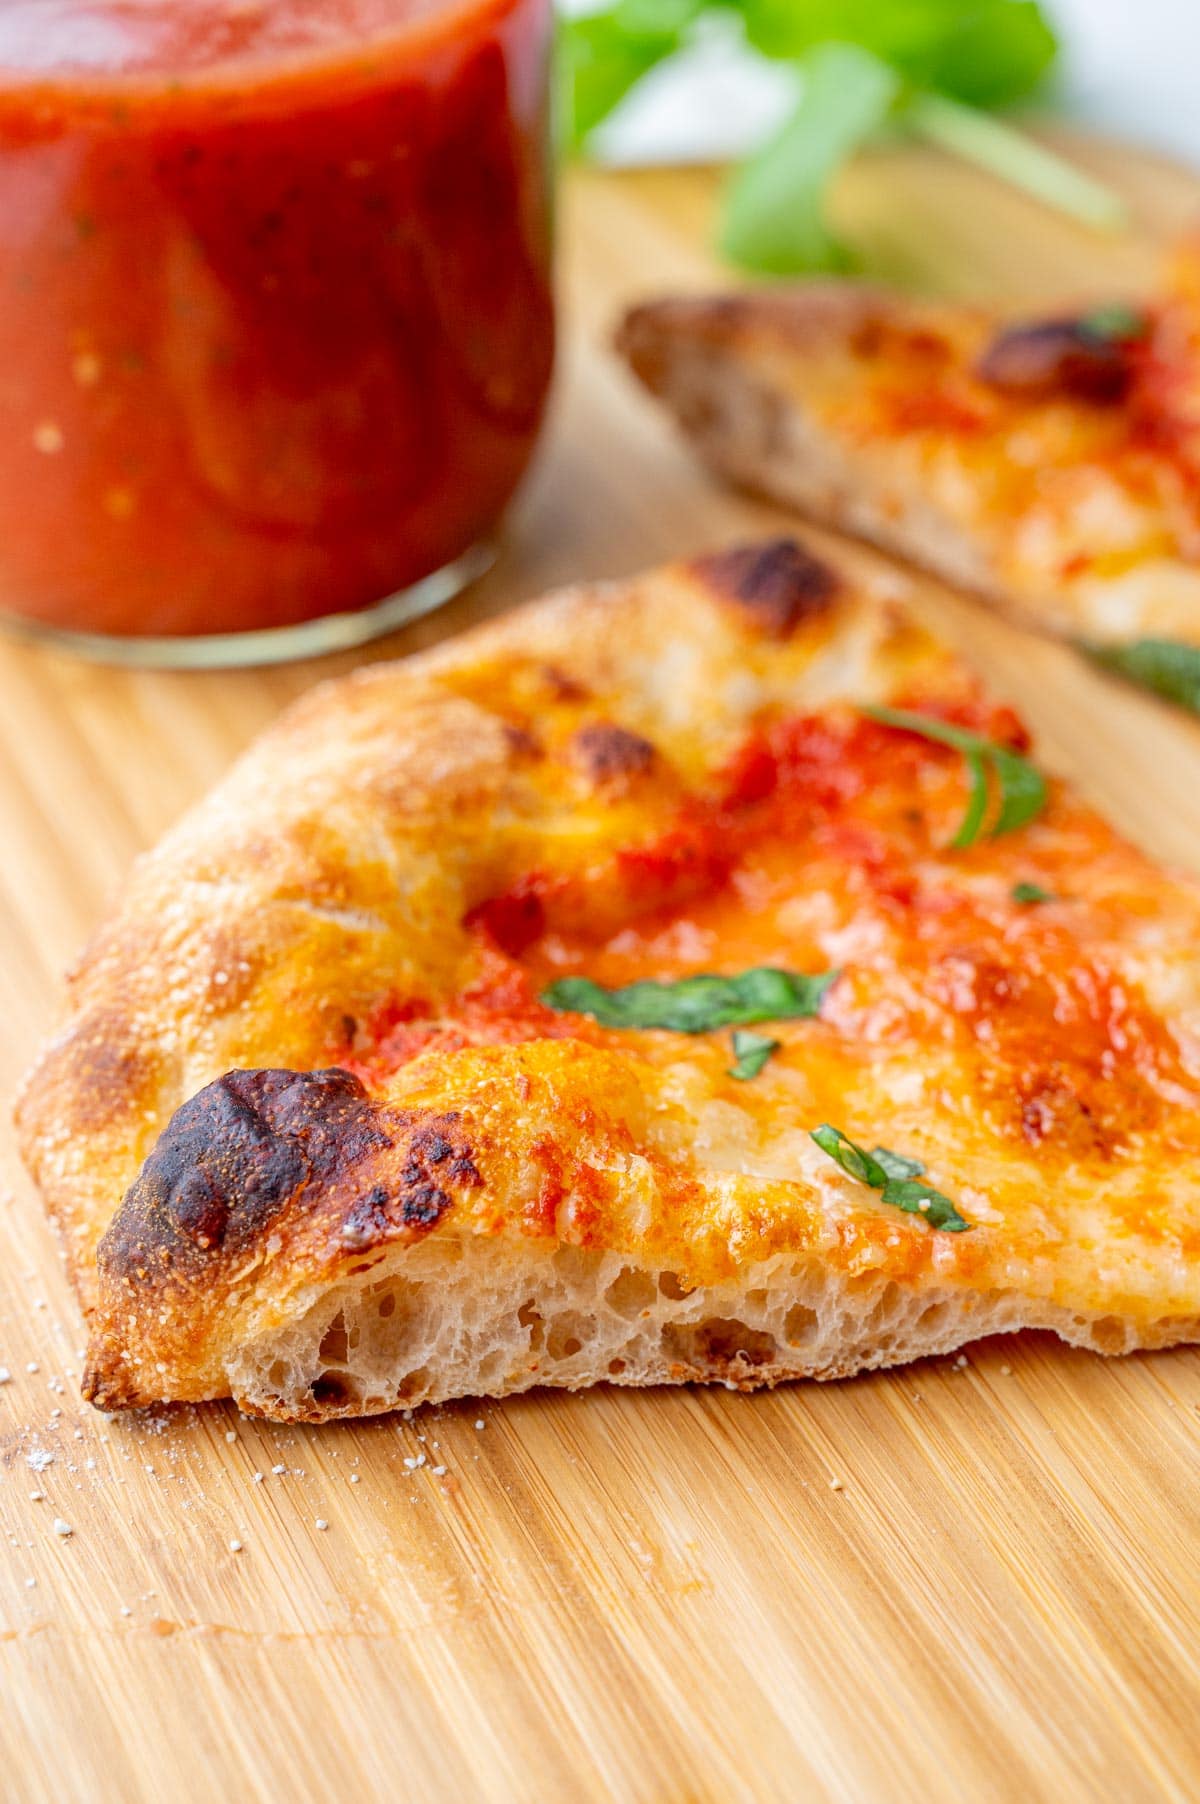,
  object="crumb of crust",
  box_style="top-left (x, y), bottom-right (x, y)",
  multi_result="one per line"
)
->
top-left (828, 1478), bottom-right (845, 1492)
